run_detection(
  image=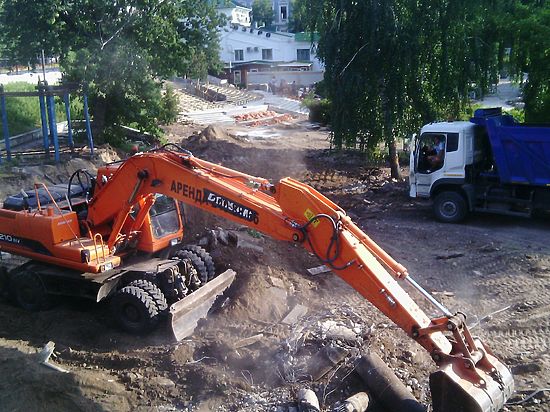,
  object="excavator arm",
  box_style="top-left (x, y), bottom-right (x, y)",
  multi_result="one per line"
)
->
top-left (87, 147), bottom-right (513, 412)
